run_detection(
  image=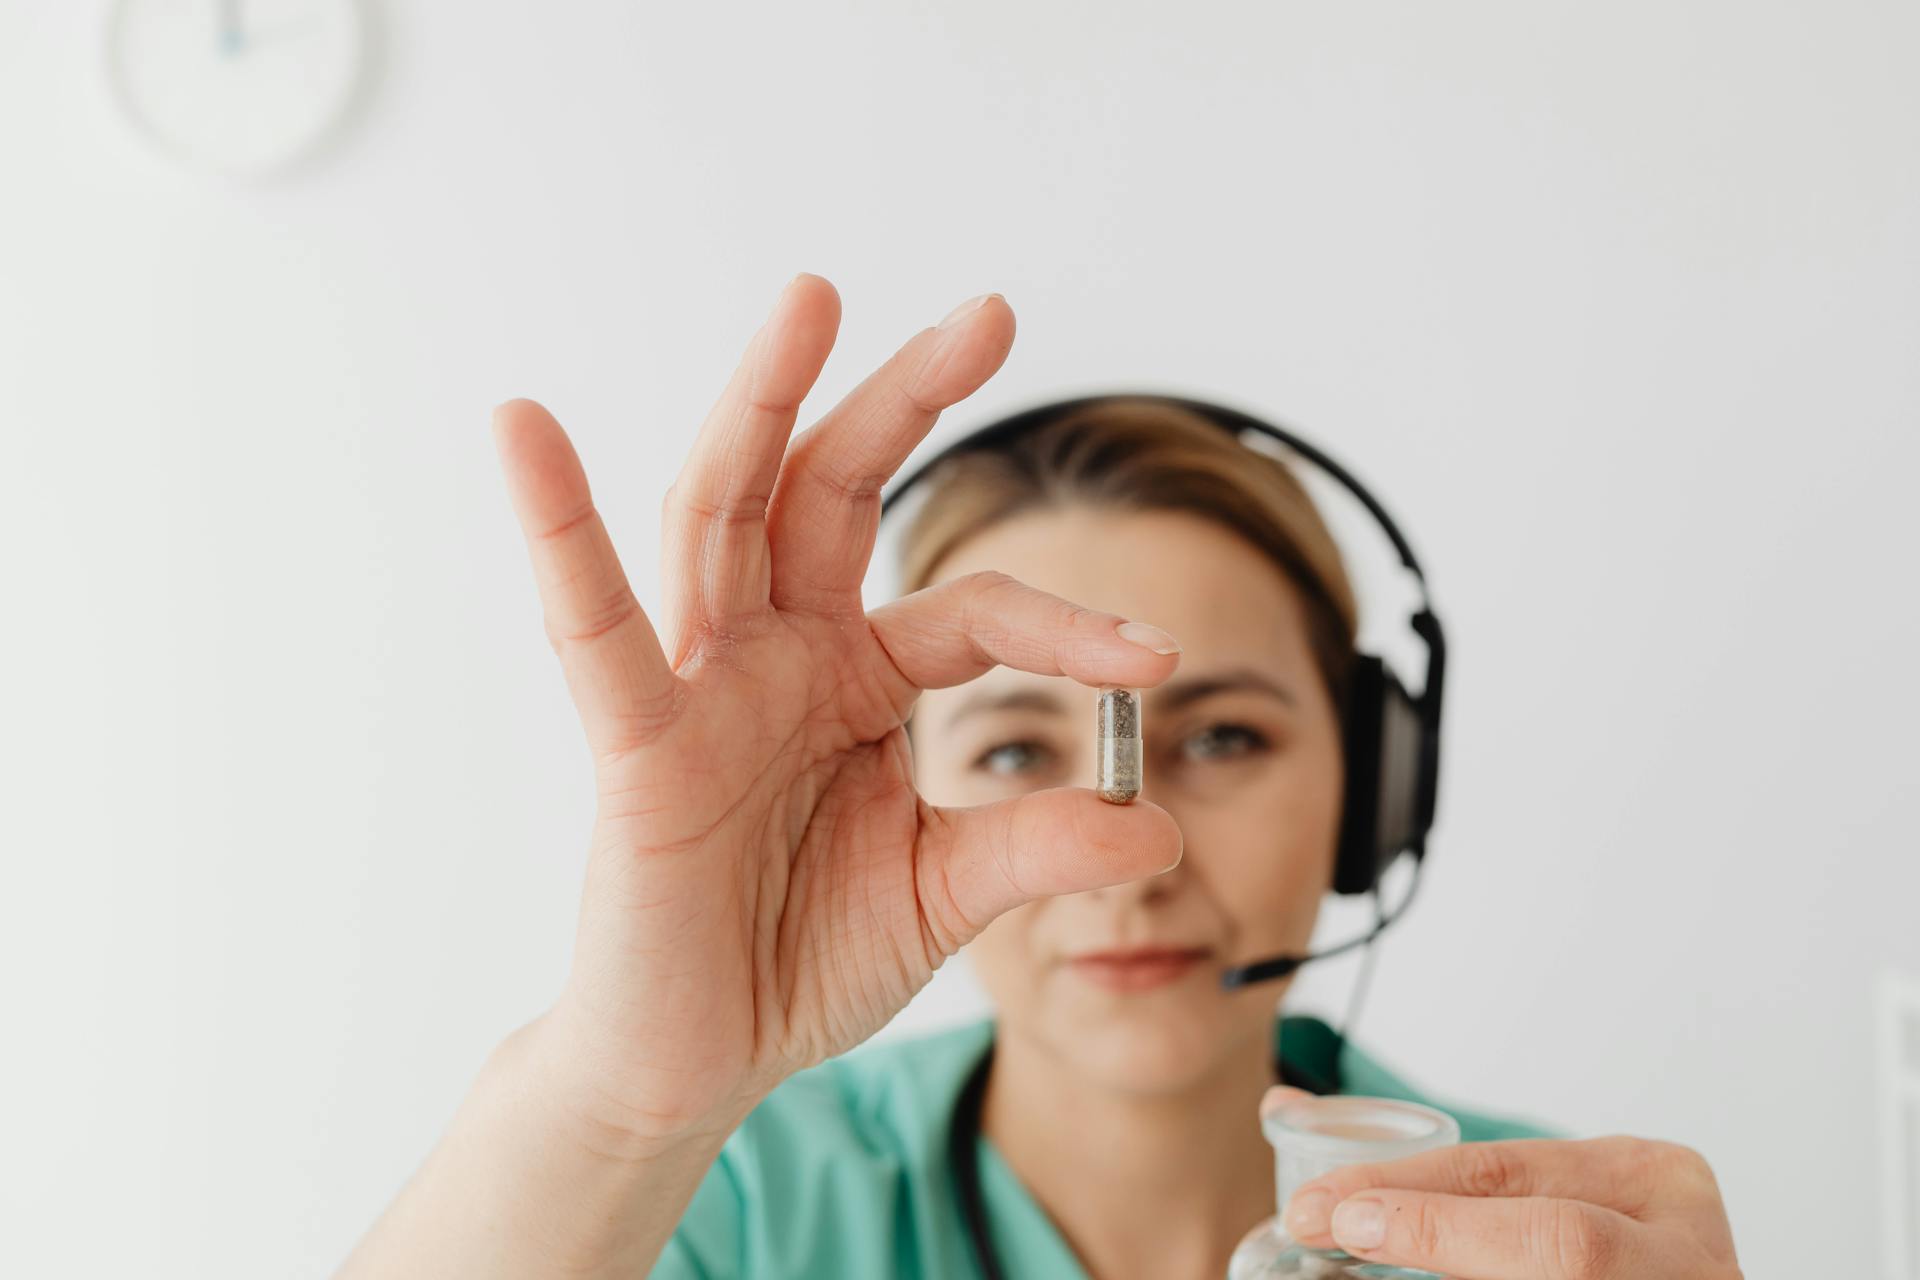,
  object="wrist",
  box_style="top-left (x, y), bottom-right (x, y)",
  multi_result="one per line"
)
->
top-left (340, 1008), bottom-right (747, 1279)
top-left (508, 999), bottom-right (761, 1167)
